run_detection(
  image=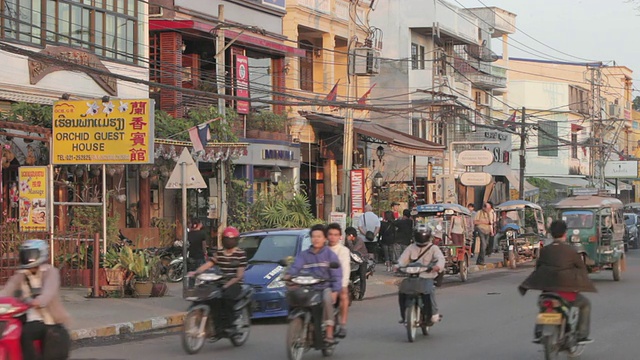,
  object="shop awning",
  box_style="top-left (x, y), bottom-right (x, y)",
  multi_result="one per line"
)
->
top-left (149, 20), bottom-right (305, 57)
top-left (506, 172), bottom-right (539, 197)
top-left (302, 112), bottom-right (445, 157)
top-left (605, 180), bottom-right (632, 194)
top-left (538, 176), bottom-right (590, 188)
